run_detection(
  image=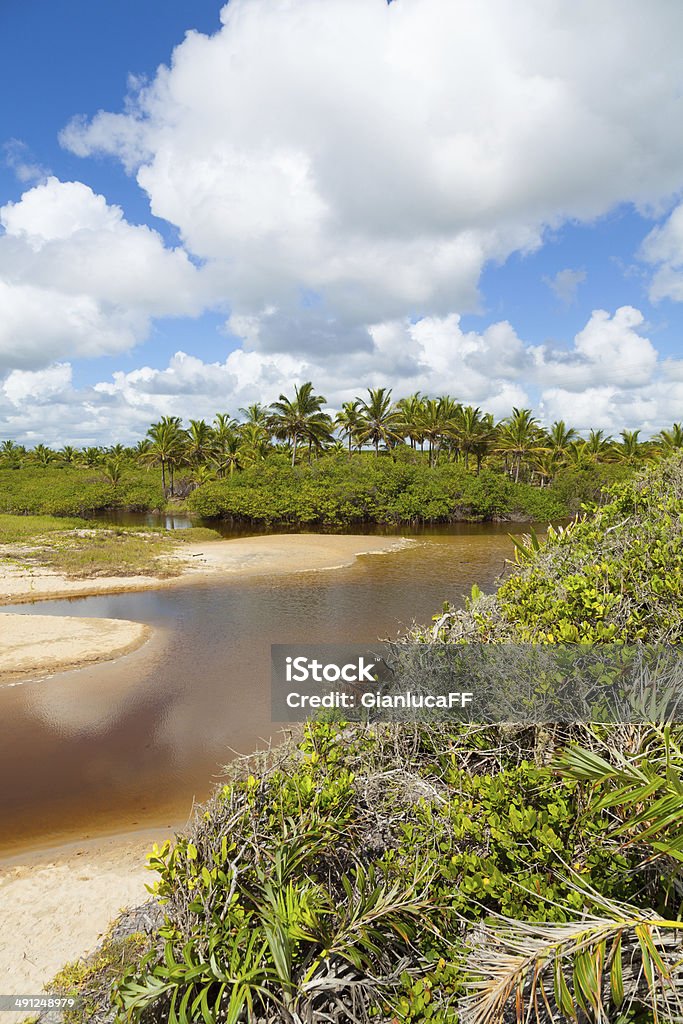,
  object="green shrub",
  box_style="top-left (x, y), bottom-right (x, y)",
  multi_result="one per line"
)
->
top-left (425, 453), bottom-right (683, 644)
top-left (0, 466), bottom-right (164, 516)
top-left (105, 723), bottom-right (652, 1024)
top-left (187, 455), bottom-right (584, 525)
